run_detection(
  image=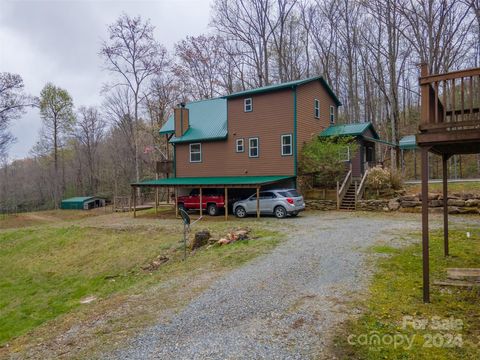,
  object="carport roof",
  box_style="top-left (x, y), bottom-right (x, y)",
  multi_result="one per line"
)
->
top-left (61, 196), bottom-right (95, 203)
top-left (132, 175), bottom-right (294, 187)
